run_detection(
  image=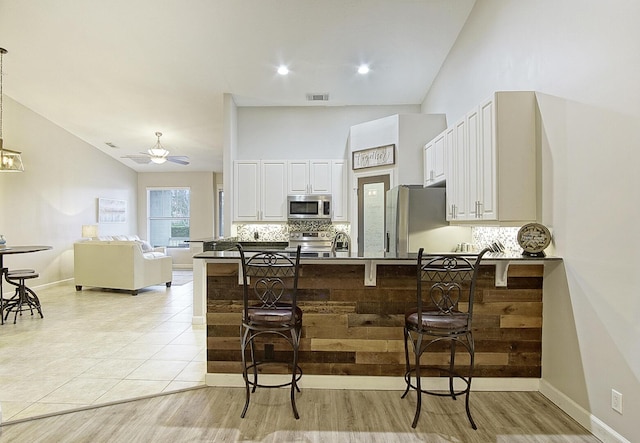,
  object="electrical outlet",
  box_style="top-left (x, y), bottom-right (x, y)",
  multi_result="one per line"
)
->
top-left (611, 389), bottom-right (623, 414)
